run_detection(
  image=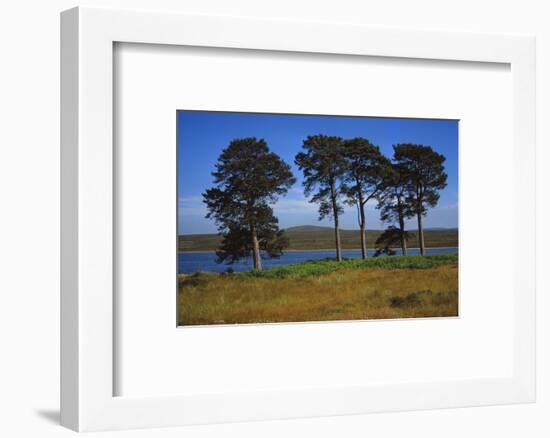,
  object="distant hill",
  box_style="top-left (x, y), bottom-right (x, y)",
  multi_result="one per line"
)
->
top-left (284, 225), bottom-right (456, 233)
top-left (179, 225), bottom-right (458, 252)
top-left (284, 225), bottom-right (334, 232)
